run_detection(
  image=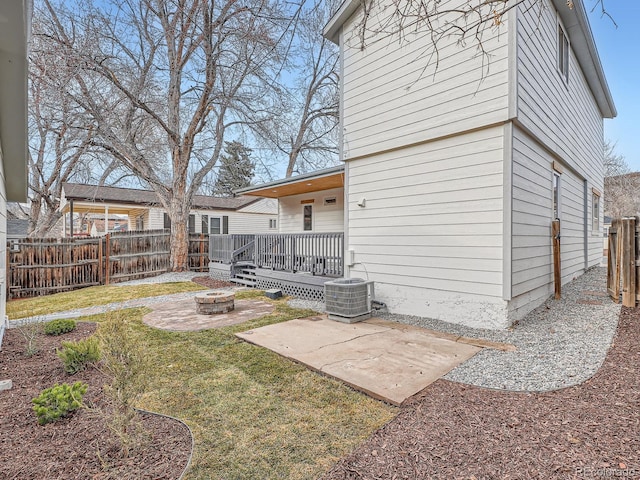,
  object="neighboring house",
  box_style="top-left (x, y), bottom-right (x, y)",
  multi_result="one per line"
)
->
top-left (0, 0), bottom-right (31, 346)
top-left (59, 183), bottom-right (277, 237)
top-left (320, 0), bottom-right (616, 328)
